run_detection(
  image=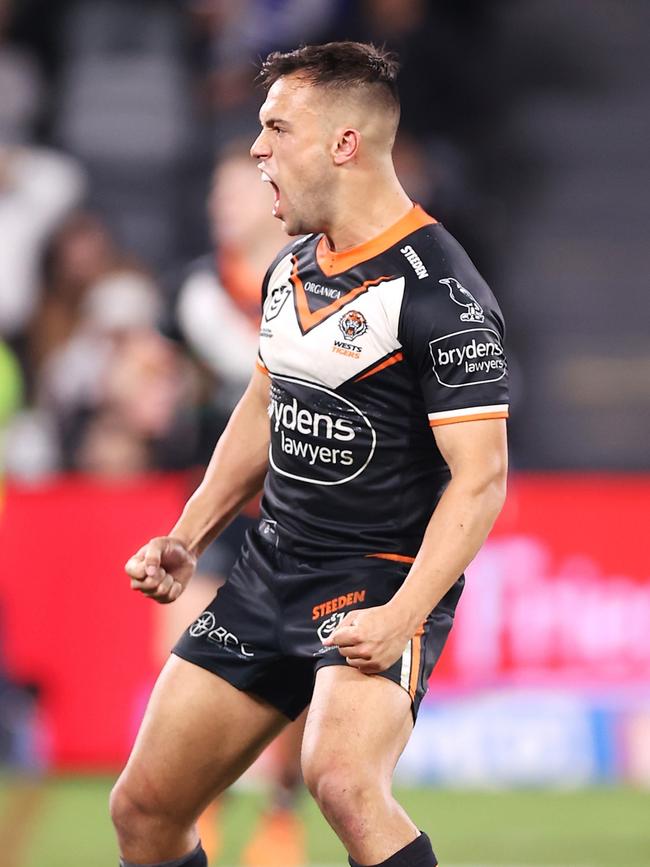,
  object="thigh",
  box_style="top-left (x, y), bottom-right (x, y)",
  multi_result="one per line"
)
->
top-left (302, 665), bottom-right (413, 784)
top-left (118, 654), bottom-right (287, 822)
